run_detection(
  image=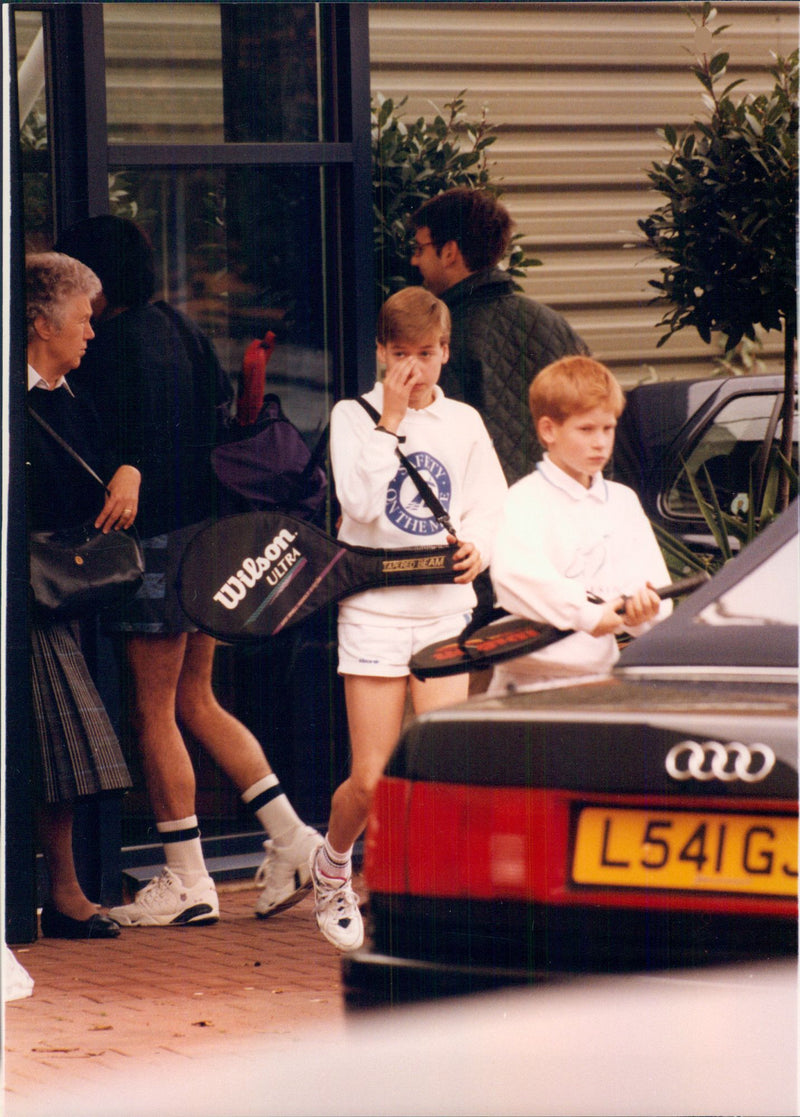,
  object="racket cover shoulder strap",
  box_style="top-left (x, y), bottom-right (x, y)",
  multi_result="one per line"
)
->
top-left (353, 396), bottom-right (456, 535)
